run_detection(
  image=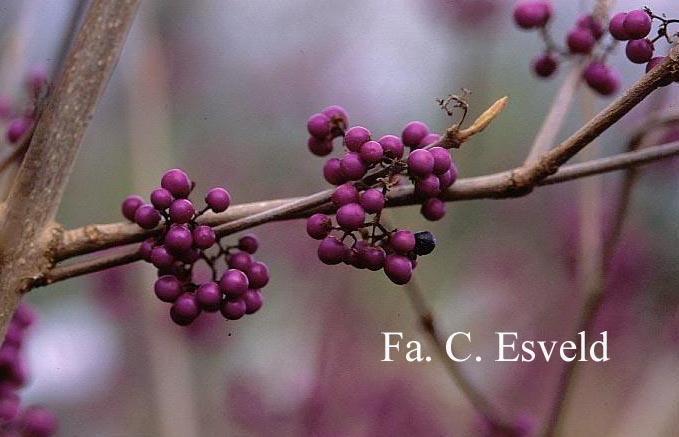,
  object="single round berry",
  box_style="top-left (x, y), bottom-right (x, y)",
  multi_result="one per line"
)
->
top-left (532, 53), bottom-right (558, 78)
top-left (421, 198), bottom-right (446, 221)
top-left (415, 174), bottom-right (441, 198)
top-left (219, 269), bottom-right (249, 297)
top-left (238, 235), bottom-right (259, 254)
top-left (407, 149), bottom-right (435, 177)
top-left (583, 62), bottom-right (620, 96)
top-left (608, 12), bottom-right (630, 40)
top-left (359, 246), bottom-right (385, 271)
top-left (336, 203), bottom-right (365, 231)
top-left (228, 251), bottom-right (253, 272)
top-left (307, 112), bottom-right (331, 139)
top-left (6, 118), bottom-right (31, 143)
top-left (134, 204), bottom-right (161, 229)
top-left (413, 231), bottom-right (436, 256)
top-left (246, 261), bottom-right (270, 288)
top-left (323, 158), bottom-right (347, 185)
top-left (161, 169), bottom-right (192, 198)
top-left (165, 225), bottom-right (193, 255)
top-left (150, 188), bottom-right (173, 210)
top-left (220, 298), bottom-right (246, 320)
top-left (150, 246), bottom-right (175, 269)
top-left (205, 187), bottom-right (231, 213)
top-left (429, 147), bottom-right (452, 175)
top-left (576, 14), bottom-right (603, 40)
top-left (306, 213), bottom-right (333, 240)
top-left (308, 136), bottom-right (333, 156)
top-left (192, 225), bottom-right (216, 249)
top-left (513, 1), bottom-right (551, 29)
top-left (566, 27), bottom-right (595, 54)
top-left (390, 230), bottom-right (416, 254)
top-left (378, 135), bottom-right (404, 159)
top-left (384, 254), bottom-right (413, 285)
top-left (402, 121), bottom-right (429, 148)
top-left (625, 38), bottom-right (654, 64)
top-left (171, 293), bottom-right (201, 325)
top-left (360, 188), bottom-right (385, 214)
top-left (322, 105), bottom-right (349, 130)
top-left (243, 289), bottom-right (263, 314)
top-left (195, 282), bottom-right (222, 312)
top-left (340, 152), bottom-right (368, 180)
top-left (121, 195), bottom-right (144, 222)
top-left (20, 406), bottom-right (57, 437)
top-left (438, 166), bottom-right (457, 188)
top-left (169, 199), bottom-right (195, 224)
top-left (344, 246), bottom-right (366, 269)
top-left (344, 126), bottom-right (371, 152)
top-left (359, 140), bottom-right (384, 164)
top-left (623, 10), bottom-right (652, 40)
top-left (645, 57), bottom-right (673, 87)
top-left (331, 183), bottom-right (359, 207)
top-left (317, 236), bottom-right (347, 265)
top-left (154, 275), bottom-right (183, 303)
